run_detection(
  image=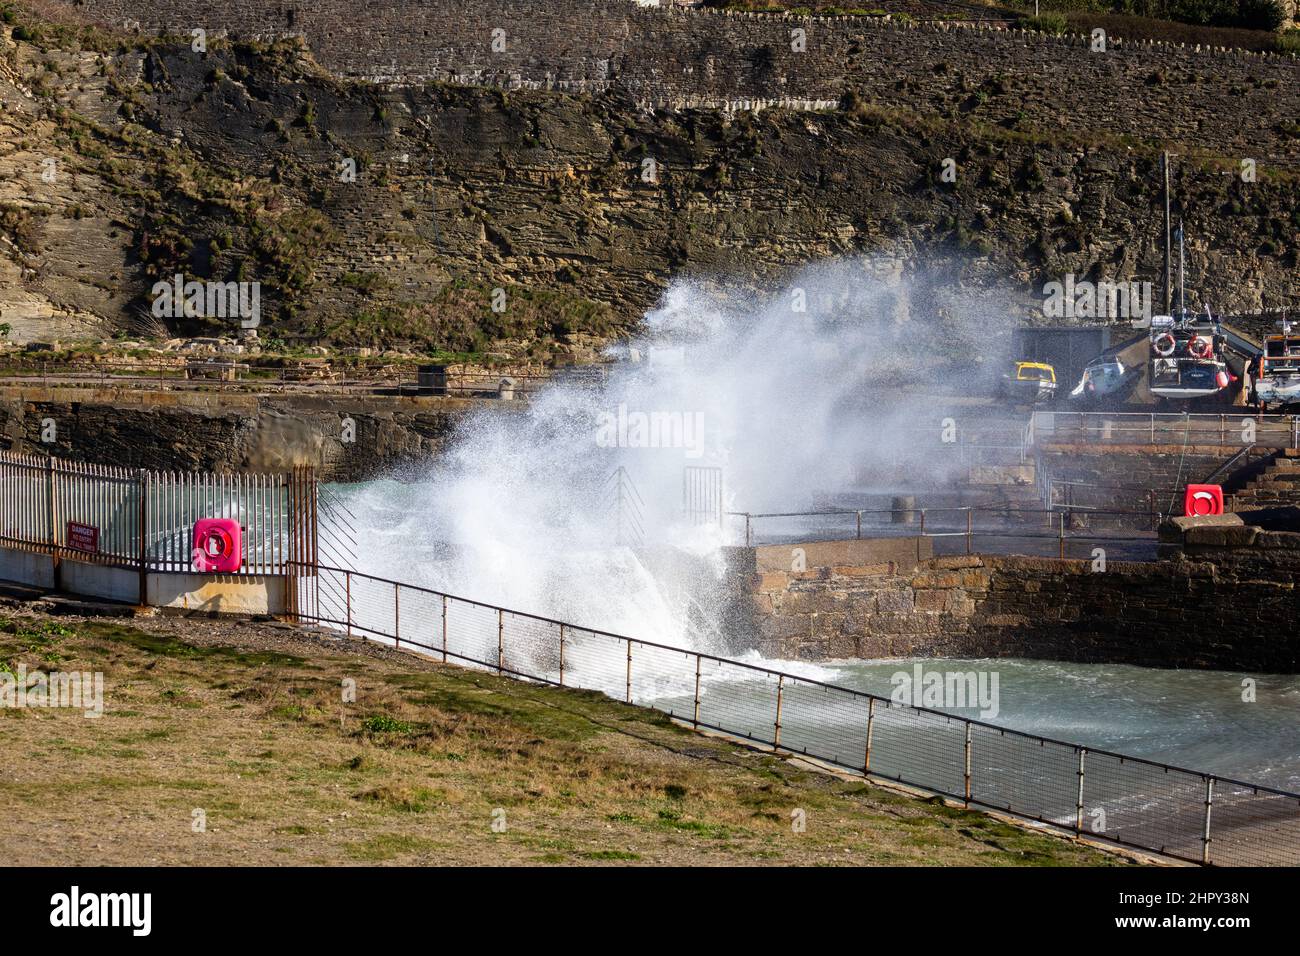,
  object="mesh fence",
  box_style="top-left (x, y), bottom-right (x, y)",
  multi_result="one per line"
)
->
top-left (295, 566), bottom-right (1300, 867)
